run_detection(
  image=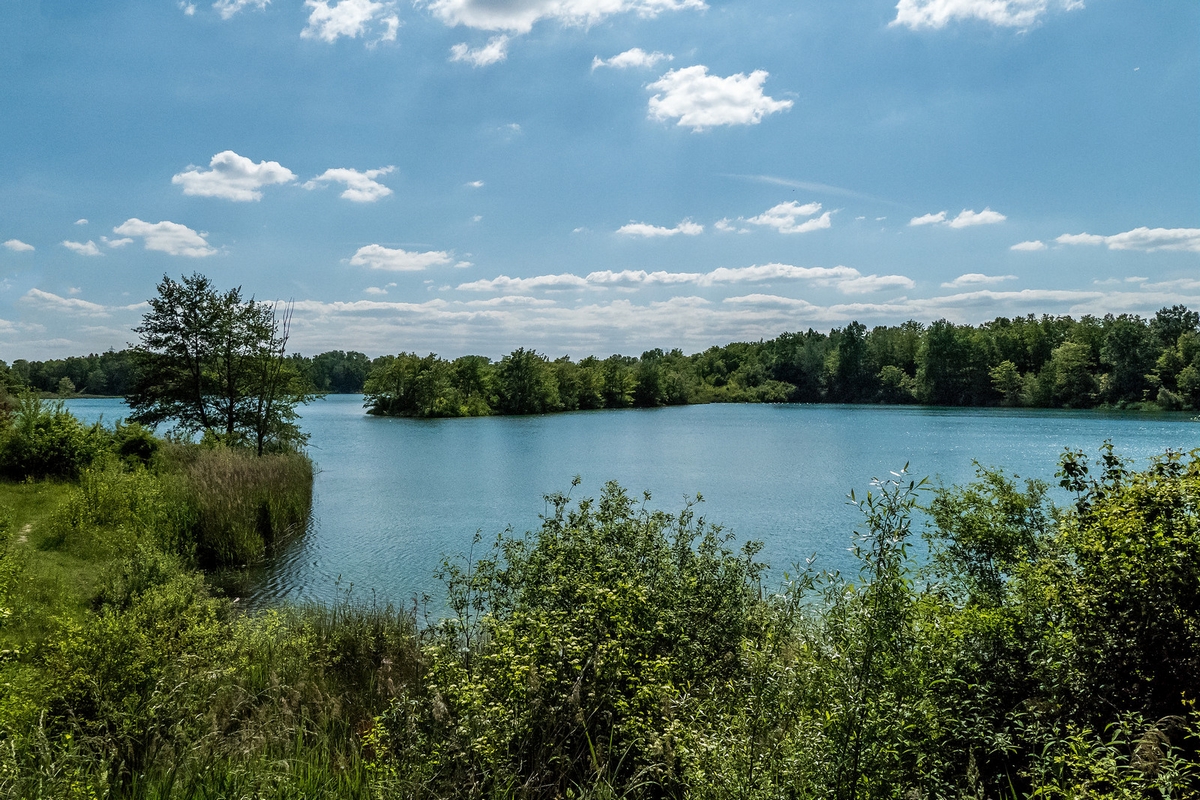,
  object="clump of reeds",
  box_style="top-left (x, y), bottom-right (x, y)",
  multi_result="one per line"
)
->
top-left (182, 447), bottom-right (314, 567)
